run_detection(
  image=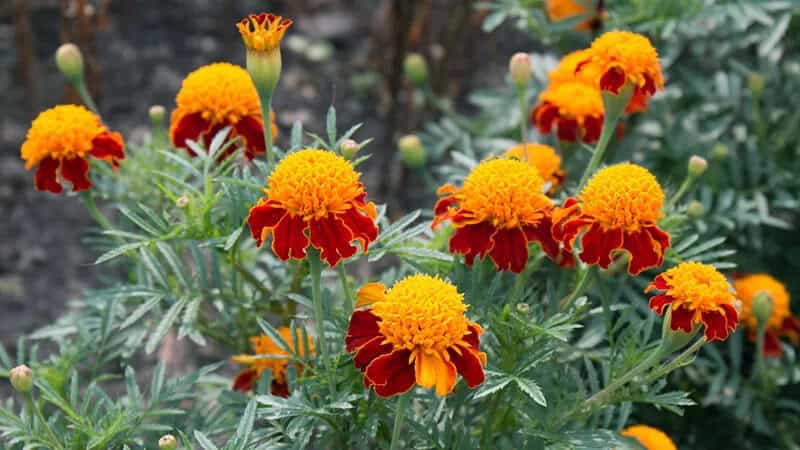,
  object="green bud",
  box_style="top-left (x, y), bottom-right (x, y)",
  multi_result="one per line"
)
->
top-left (9, 365), bottom-right (33, 394)
top-left (340, 139), bottom-right (360, 160)
top-left (509, 52), bottom-right (532, 89)
top-left (404, 53), bottom-right (428, 86)
top-left (752, 292), bottom-right (773, 327)
top-left (748, 73), bottom-right (765, 96)
top-left (158, 434), bottom-right (177, 450)
top-left (55, 43), bottom-right (84, 83)
top-left (246, 49), bottom-right (282, 95)
top-left (149, 105), bottom-right (166, 126)
top-left (659, 307), bottom-right (698, 354)
top-left (516, 303), bottom-right (530, 315)
top-left (688, 155), bottom-right (707, 177)
top-left (711, 144), bottom-right (729, 160)
top-left (176, 195), bottom-right (190, 209)
top-left (398, 134), bottom-right (426, 169)
top-left (686, 201), bottom-right (705, 219)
